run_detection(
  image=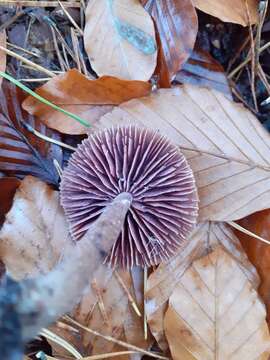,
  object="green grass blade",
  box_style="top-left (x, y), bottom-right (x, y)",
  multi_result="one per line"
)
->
top-left (0, 71), bottom-right (90, 128)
